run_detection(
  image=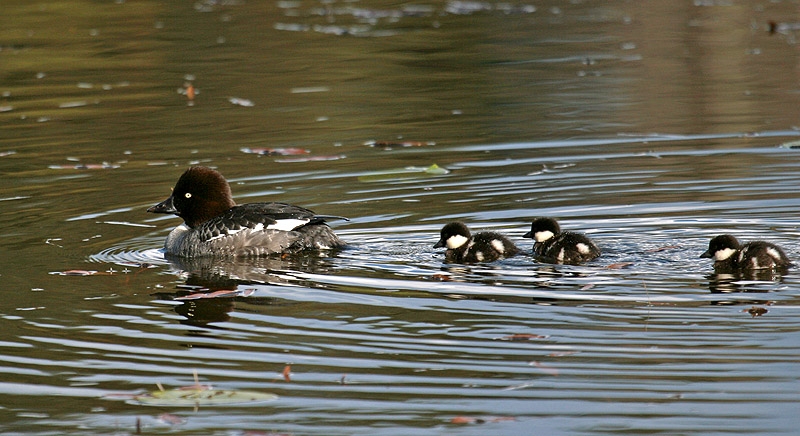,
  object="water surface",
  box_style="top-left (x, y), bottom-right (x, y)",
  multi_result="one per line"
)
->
top-left (2, 0), bottom-right (800, 434)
